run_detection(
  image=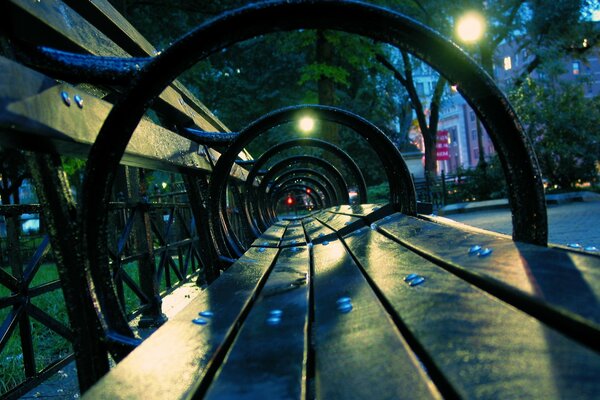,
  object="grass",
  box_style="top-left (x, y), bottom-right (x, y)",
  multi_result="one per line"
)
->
top-left (0, 263), bottom-right (72, 396)
top-left (0, 248), bottom-right (201, 396)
